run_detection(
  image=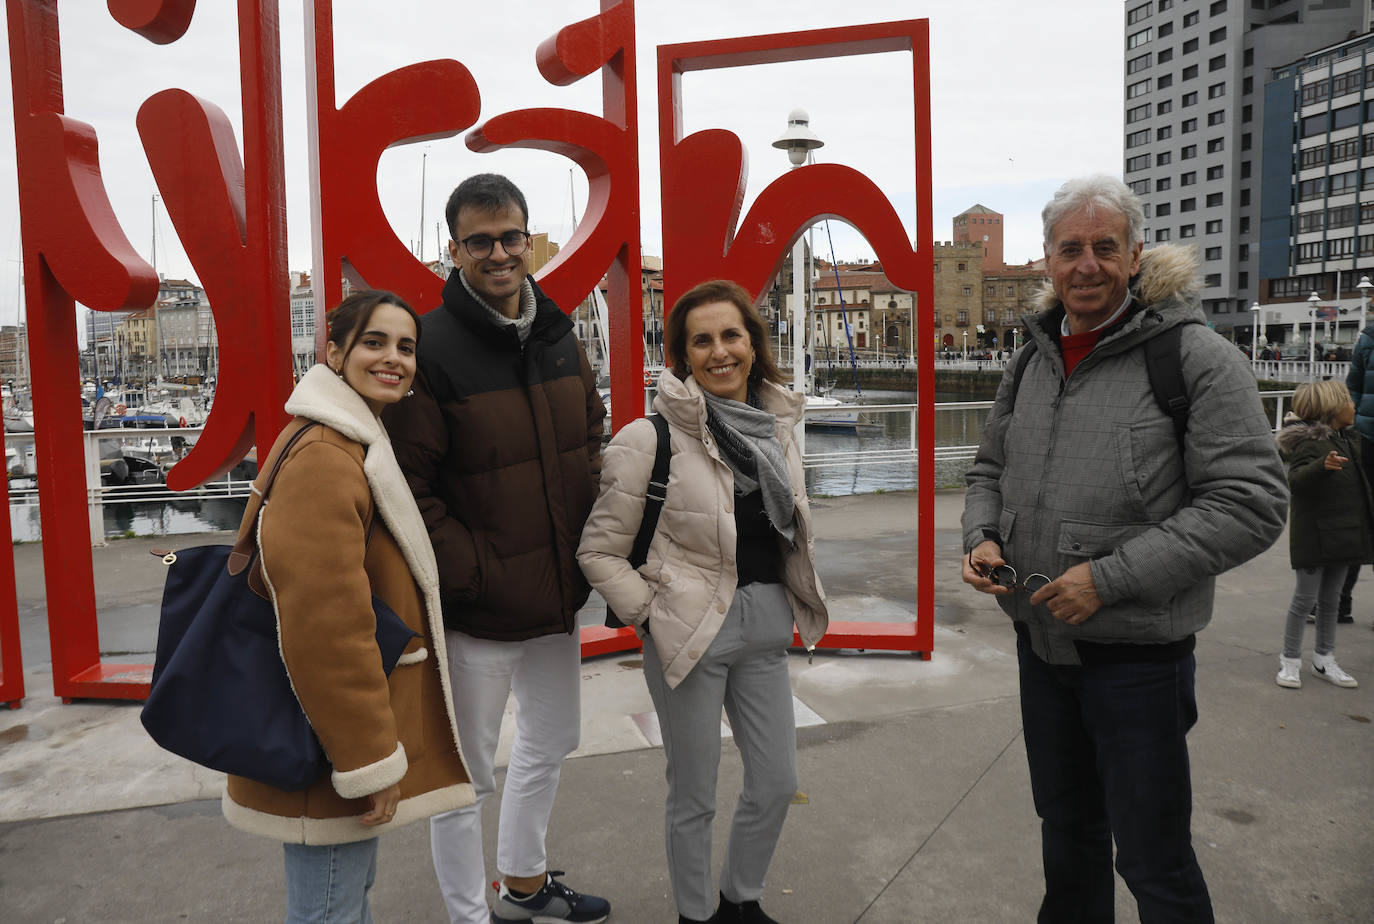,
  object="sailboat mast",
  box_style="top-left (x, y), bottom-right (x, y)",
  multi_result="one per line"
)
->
top-left (418, 151), bottom-right (427, 260)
